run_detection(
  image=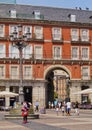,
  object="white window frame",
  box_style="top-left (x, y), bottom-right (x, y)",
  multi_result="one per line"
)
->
top-left (71, 46), bottom-right (79, 60)
top-left (0, 24), bottom-right (5, 37)
top-left (0, 44), bottom-right (6, 58)
top-left (81, 66), bottom-right (90, 80)
top-left (23, 65), bottom-right (32, 79)
top-left (10, 65), bottom-right (19, 79)
top-left (53, 46), bottom-right (61, 59)
top-left (80, 29), bottom-right (89, 41)
top-left (70, 14), bottom-right (76, 22)
top-left (23, 26), bottom-right (32, 38)
top-left (34, 11), bottom-right (40, 19)
top-left (9, 25), bottom-right (18, 37)
top-left (81, 47), bottom-right (89, 60)
top-left (0, 65), bottom-right (5, 79)
top-left (34, 26), bottom-right (43, 39)
top-left (23, 45), bottom-right (32, 59)
top-left (71, 28), bottom-right (79, 41)
top-left (52, 27), bottom-right (61, 40)
top-left (34, 45), bottom-right (43, 59)
top-left (9, 44), bottom-right (19, 58)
